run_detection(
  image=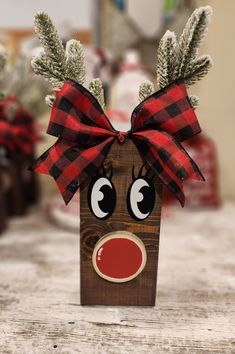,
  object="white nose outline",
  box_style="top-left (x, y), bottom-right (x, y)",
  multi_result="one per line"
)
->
top-left (92, 230), bottom-right (147, 283)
